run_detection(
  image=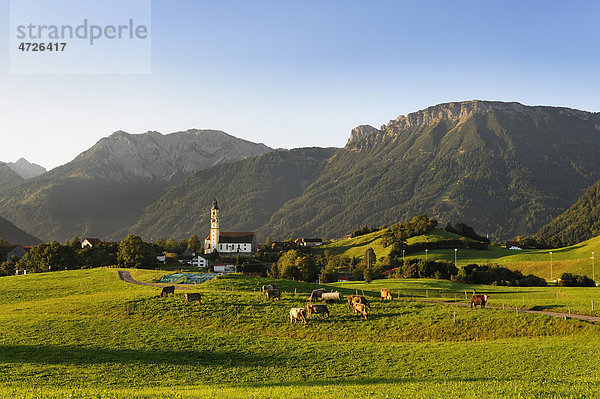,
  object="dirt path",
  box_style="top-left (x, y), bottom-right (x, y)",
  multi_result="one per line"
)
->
top-left (117, 270), bottom-right (190, 290)
top-left (416, 299), bottom-right (600, 322)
